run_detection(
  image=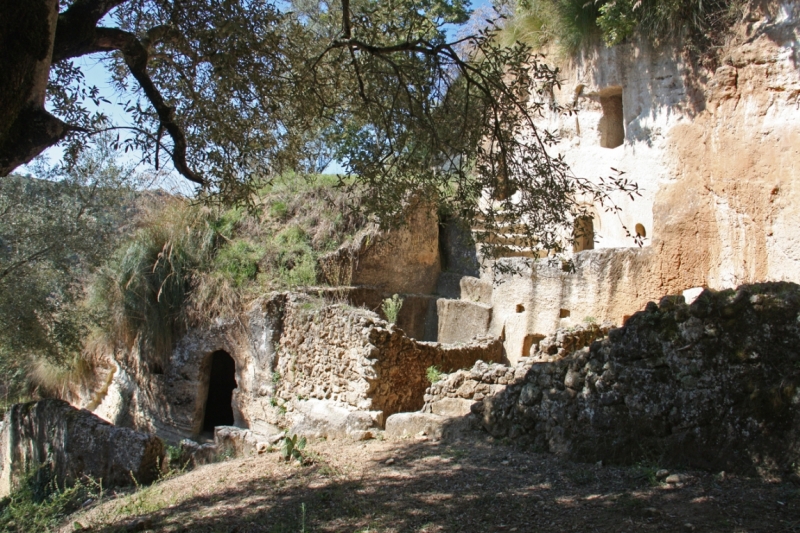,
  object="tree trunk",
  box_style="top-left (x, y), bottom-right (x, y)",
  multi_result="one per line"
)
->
top-left (0, 0), bottom-right (69, 175)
